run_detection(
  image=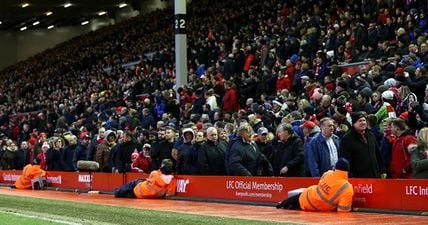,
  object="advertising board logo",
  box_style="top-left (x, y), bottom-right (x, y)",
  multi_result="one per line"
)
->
top-left (176, 179), bottom-right (189, 193)
top-left (78, 175), bottom-right (92, 183)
